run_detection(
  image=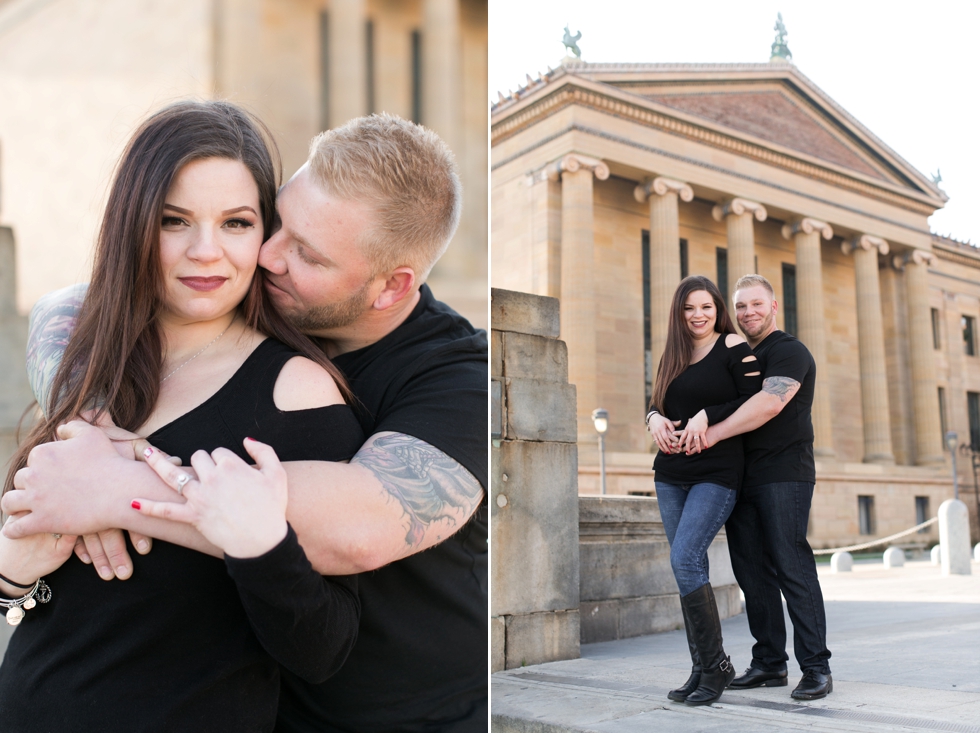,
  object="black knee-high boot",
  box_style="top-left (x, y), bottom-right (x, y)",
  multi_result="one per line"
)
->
top-left (680, 584), bottom-right (735, 706)
top-left (668, 600), bottom-right (701, 702)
